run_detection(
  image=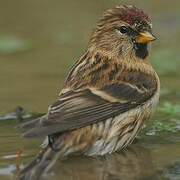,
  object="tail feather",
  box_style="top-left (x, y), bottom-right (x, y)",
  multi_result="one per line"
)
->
top-left (16, 115), bottom-right (48, 139)
top-left (16, 115), bottom-right (47, 130)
